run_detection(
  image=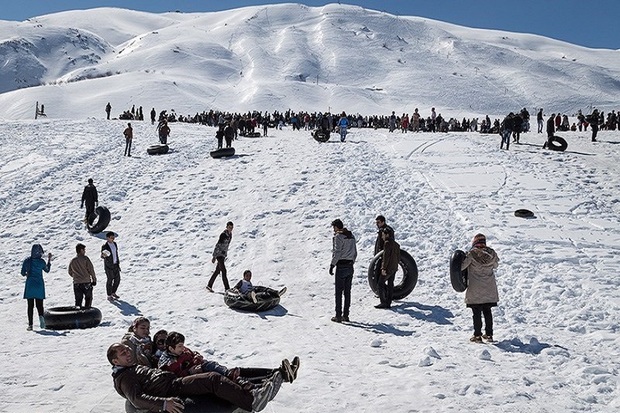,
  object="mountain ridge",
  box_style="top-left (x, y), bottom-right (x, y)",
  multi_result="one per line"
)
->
top-left (1, 3), bottom-right (618, 120)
